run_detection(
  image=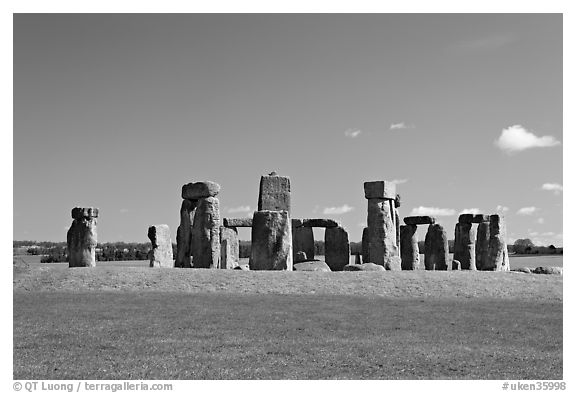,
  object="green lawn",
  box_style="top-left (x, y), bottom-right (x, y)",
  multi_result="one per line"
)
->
top-left (14, 292), bottom-right (561, 380)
